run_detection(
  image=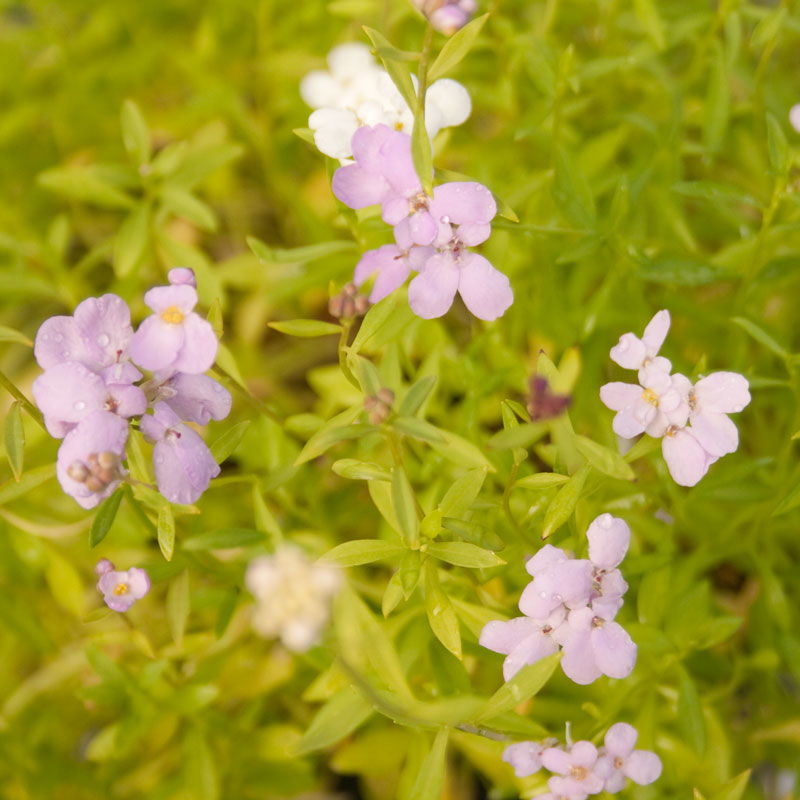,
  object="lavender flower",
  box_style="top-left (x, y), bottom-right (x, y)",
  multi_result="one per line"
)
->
top-left (542, 741), bottom-right (605, 796)
top-left (128, 283), bottom-right (217, 374)
top-left (594, 723), bottom-right (662, 791)
top-left (139, 403), bottom-right (220, 504)
top-left (96, 562), bottom-right (151, 612)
